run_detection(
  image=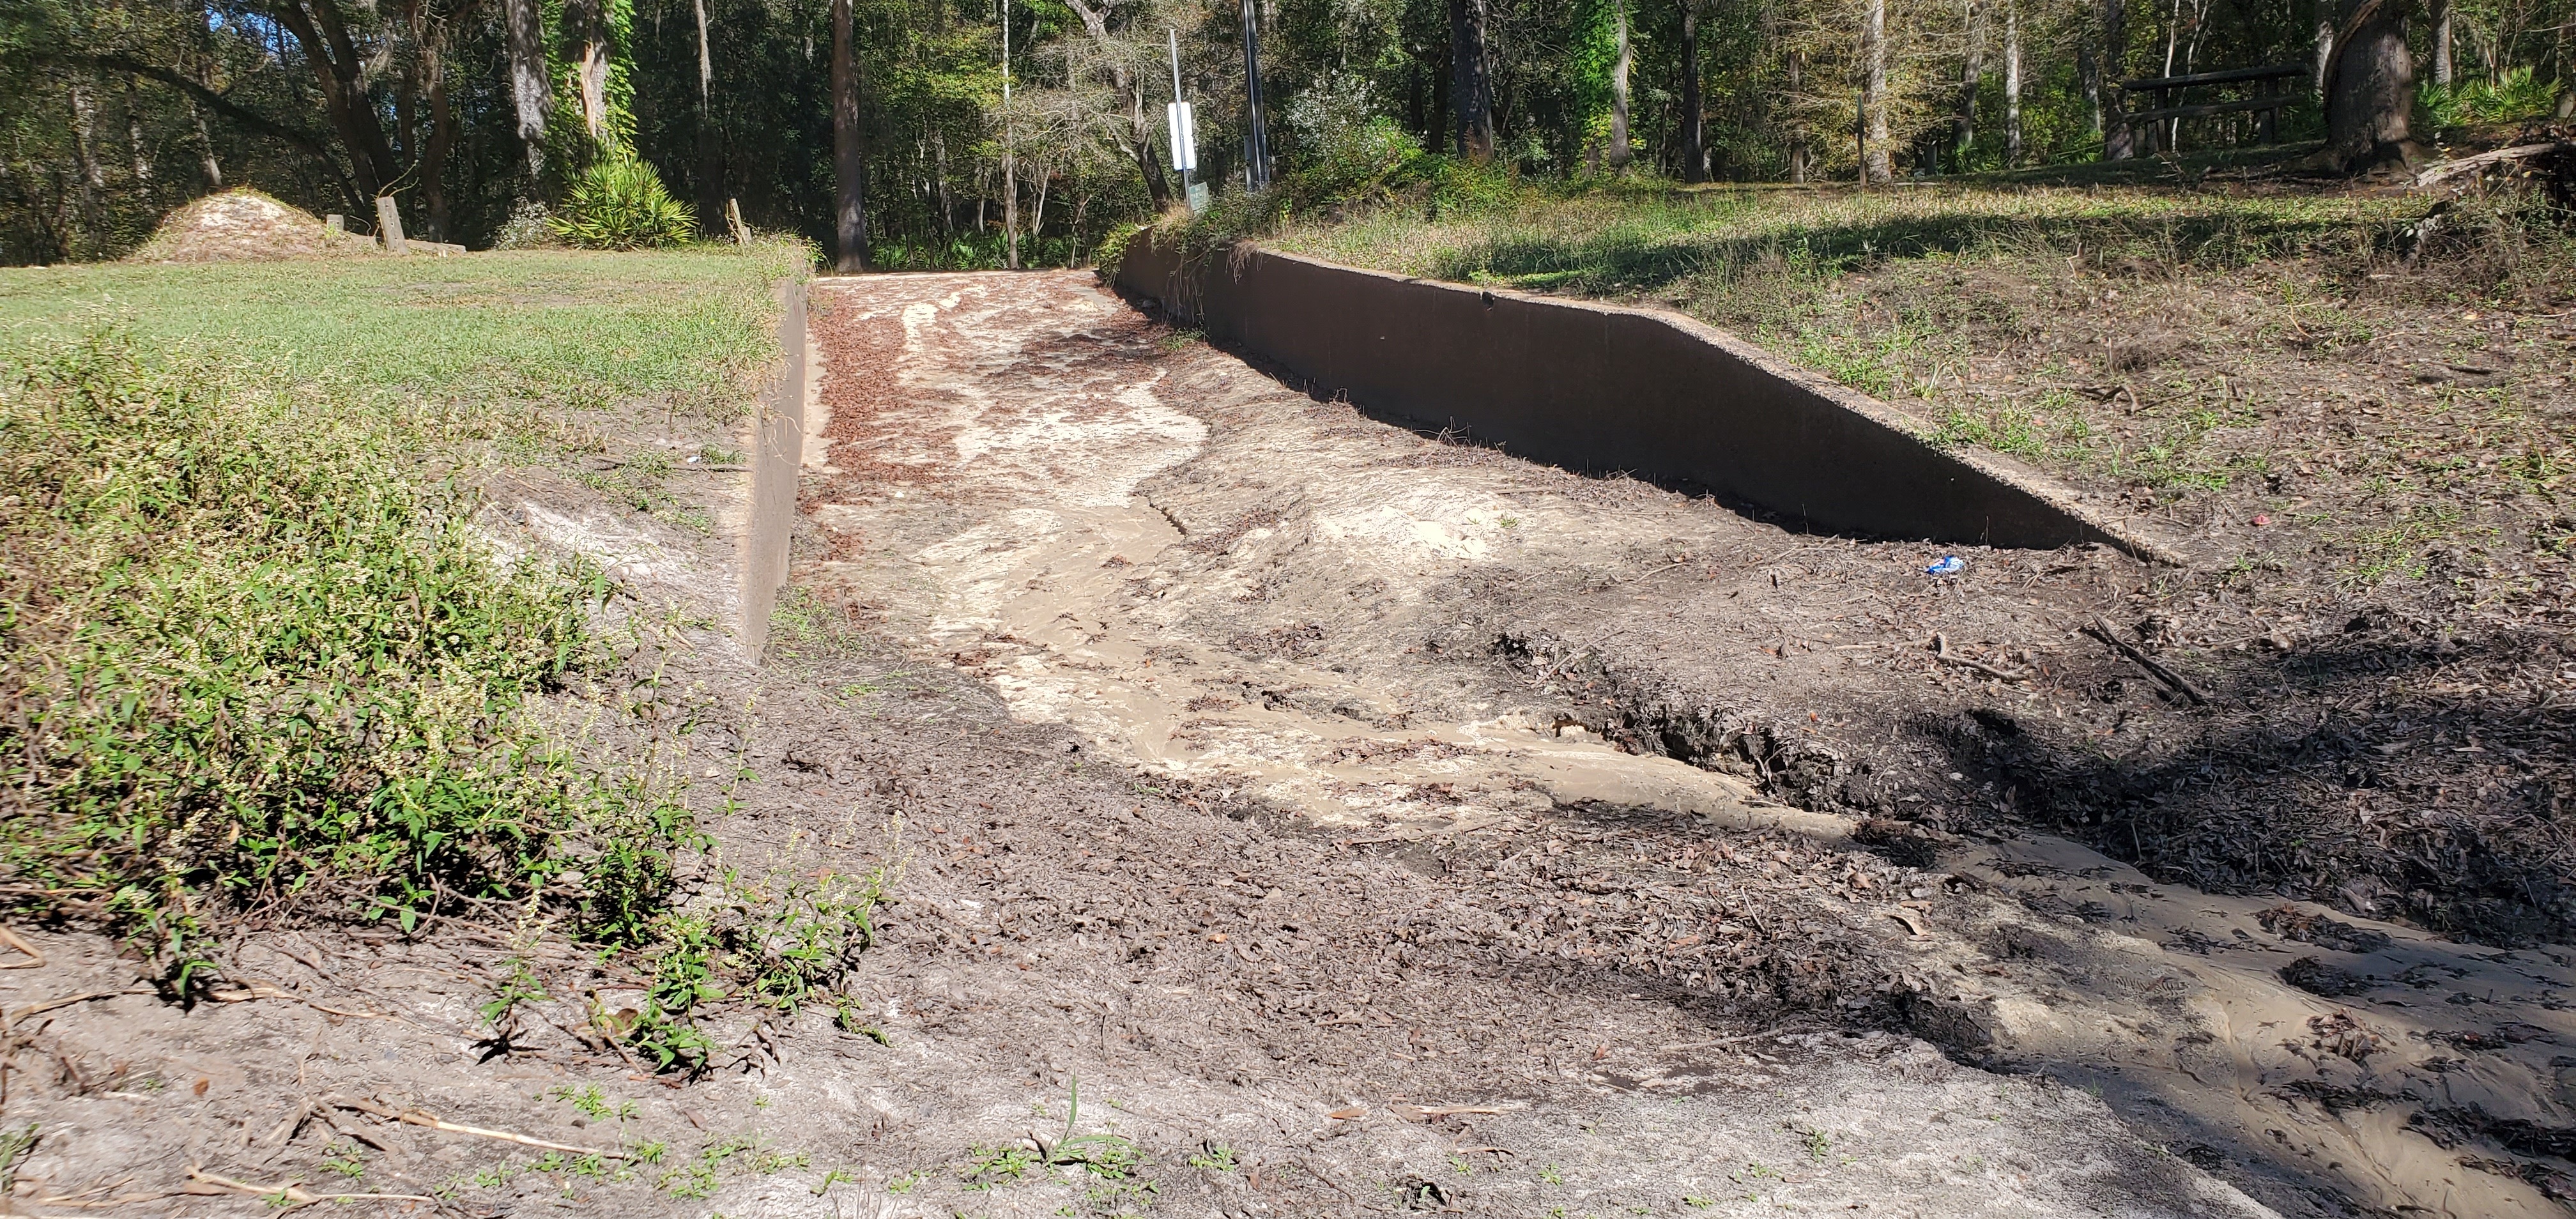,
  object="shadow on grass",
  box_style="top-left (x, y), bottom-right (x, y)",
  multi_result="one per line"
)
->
top-left (1441, 194), bottom-right (2398, 299)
